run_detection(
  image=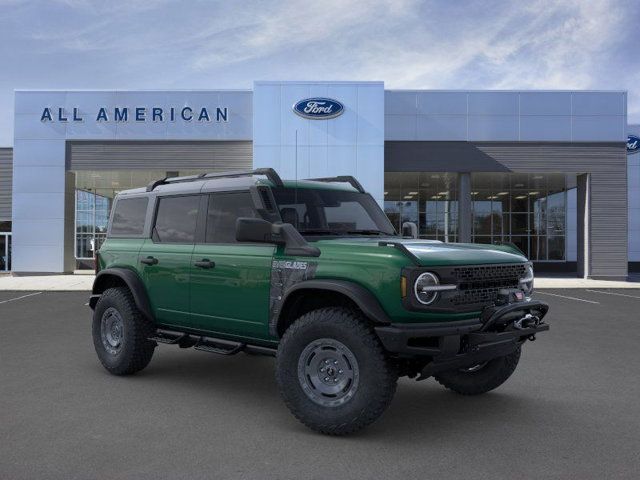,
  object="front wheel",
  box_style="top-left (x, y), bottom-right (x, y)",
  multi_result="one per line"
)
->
top-left (276, 307), bottom-right (398, 435)
top-left (434, 346), bottom-right (521, 395)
